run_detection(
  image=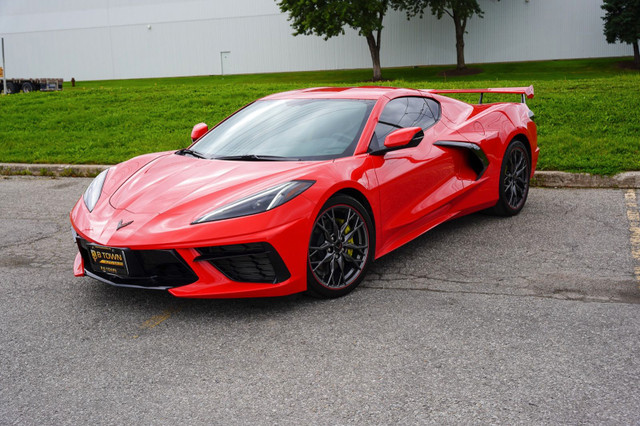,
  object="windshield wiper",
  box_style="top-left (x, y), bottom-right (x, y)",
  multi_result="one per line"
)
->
top-left (213, 154), bottom-right (301, 161)
top-left (176, 148), bottom-right (207, 159)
